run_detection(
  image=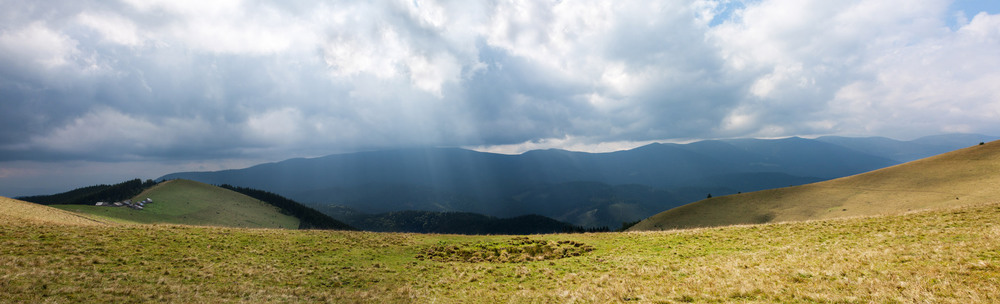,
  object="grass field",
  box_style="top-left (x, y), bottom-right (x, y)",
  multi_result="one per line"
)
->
top-left (631, 140), bottom-right (1000, 231)
top-left (3, 193), bottom-right (998, 303)
top-left (49, 179), bottom-right (299, 229)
